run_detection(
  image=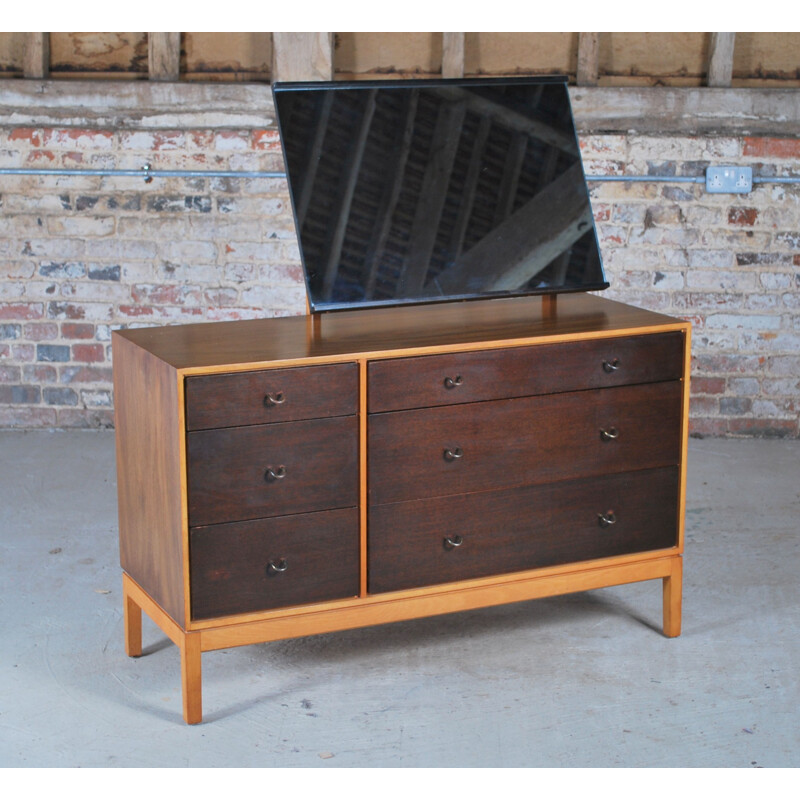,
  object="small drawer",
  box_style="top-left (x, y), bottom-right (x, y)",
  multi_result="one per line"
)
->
top-left (369, 467), bottom-right (680, 593)
top-left (368, 332), bottom-right (684, 412)
top-left (187, 416), bottom-right (358, 526)
top-left (190, 507), bottom-right (359, 619)
top-left (368, 381), bottom-right (682, 505)
top-left (185, 362), bottom-right (358, 431)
